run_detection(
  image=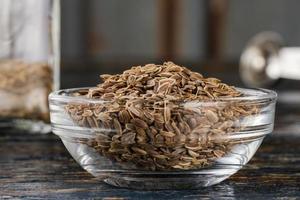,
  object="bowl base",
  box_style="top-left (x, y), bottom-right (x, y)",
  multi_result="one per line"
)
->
top-left (101, 172), bottom-right (236, 190)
